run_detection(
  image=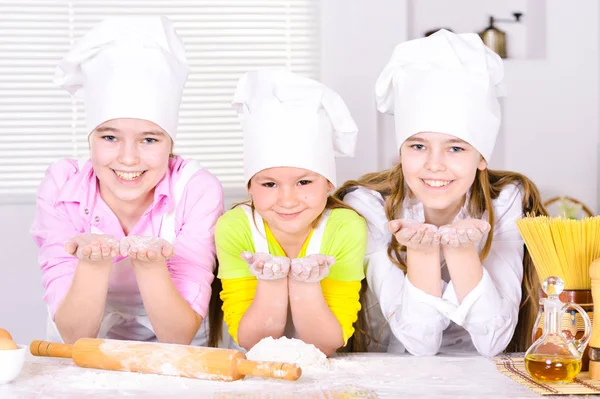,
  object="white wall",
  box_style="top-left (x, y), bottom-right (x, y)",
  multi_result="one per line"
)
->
top-left (502, 0), bottom-right (599, 212)
top-left (1, 0), bottom-right (599, 344)
top-left (0, 204), bottom-right (46, 344)
top-left (321, 0), bottom-right (409, 183)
